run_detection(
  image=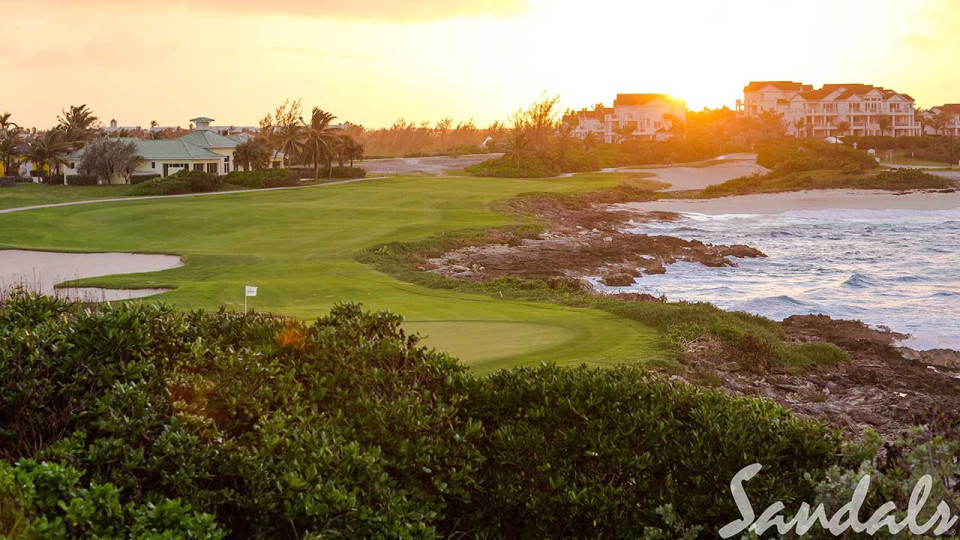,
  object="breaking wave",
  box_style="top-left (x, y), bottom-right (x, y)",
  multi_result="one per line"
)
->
top-left (609, 207), bottom-right (960, 350)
